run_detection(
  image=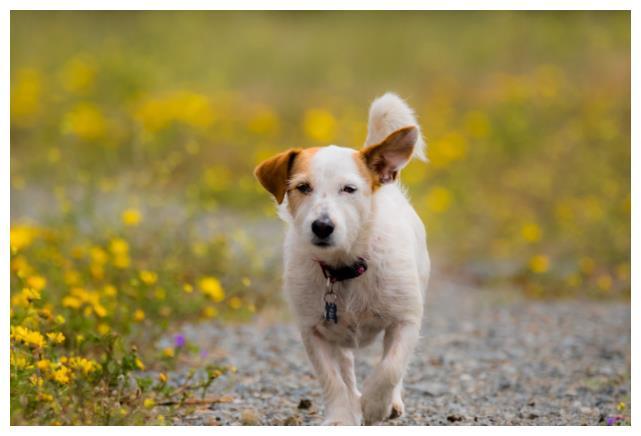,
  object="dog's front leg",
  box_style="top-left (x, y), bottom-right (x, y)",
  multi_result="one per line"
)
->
top-left (361, 322), bottom-right (419, 424)
top-left (302, 330), bottom-right (361, 425)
